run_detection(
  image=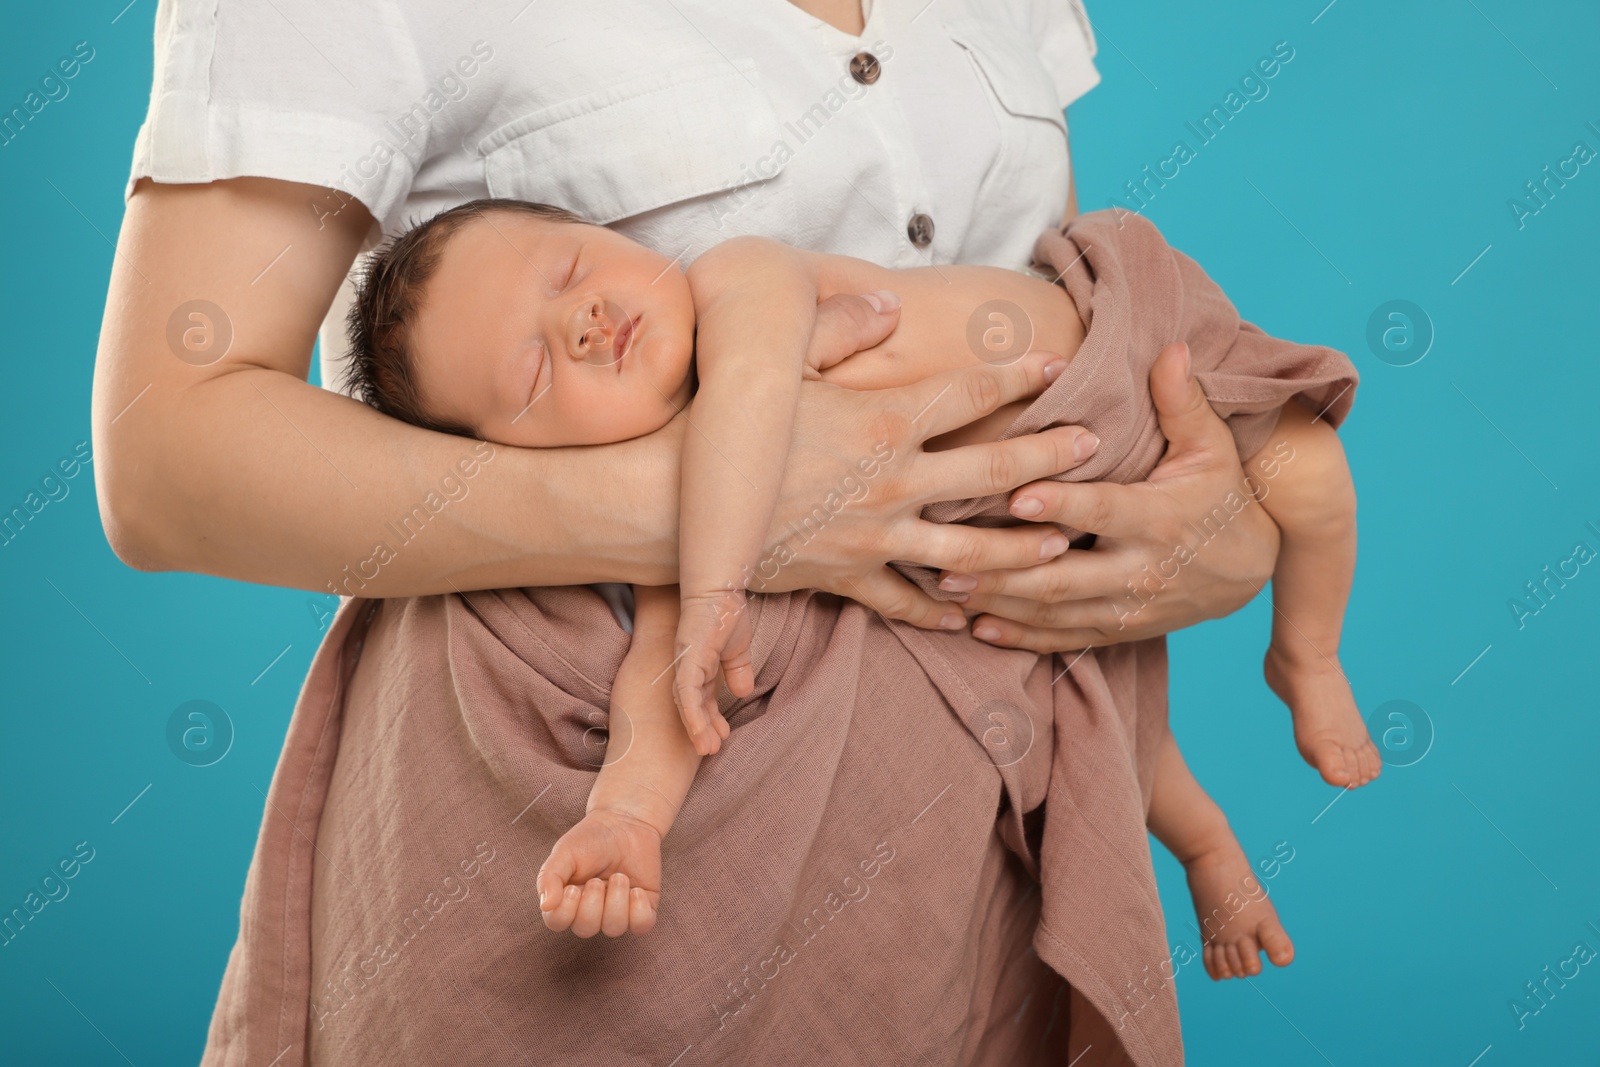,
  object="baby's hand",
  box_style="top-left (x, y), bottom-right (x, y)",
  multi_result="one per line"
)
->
top-left (673, 590), bottom-right (755, 756)
top-left (536, 809), bottom-right (663, 937)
